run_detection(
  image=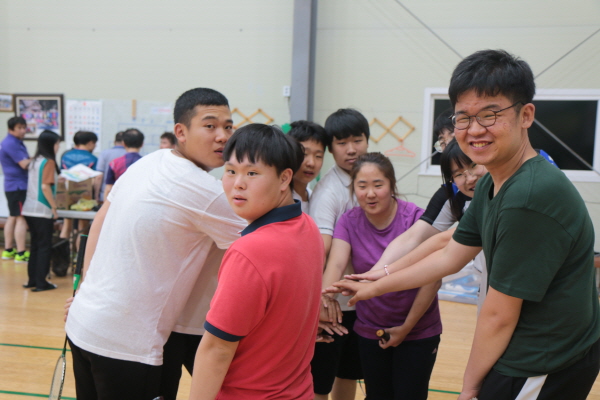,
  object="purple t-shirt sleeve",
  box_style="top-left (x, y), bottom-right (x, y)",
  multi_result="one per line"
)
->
top-left (105, 166), bottom-right (116, 185)
top-left (332, 211), bottom-right (352, 243)
top-left (7, 144), bottom-right (28, 164)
